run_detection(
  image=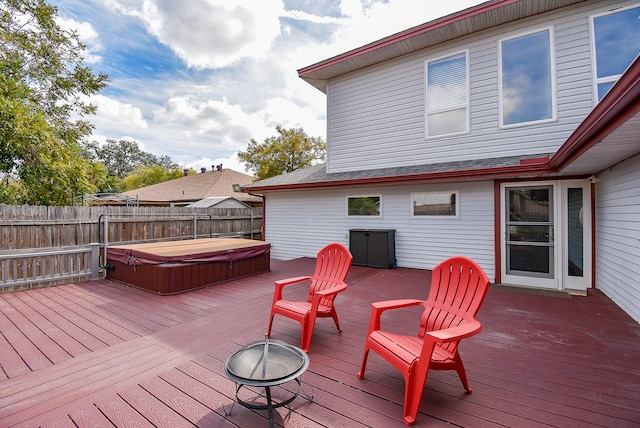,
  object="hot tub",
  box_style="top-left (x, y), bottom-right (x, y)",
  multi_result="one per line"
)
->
top-left (106, 238), bottom-right (270, 294)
